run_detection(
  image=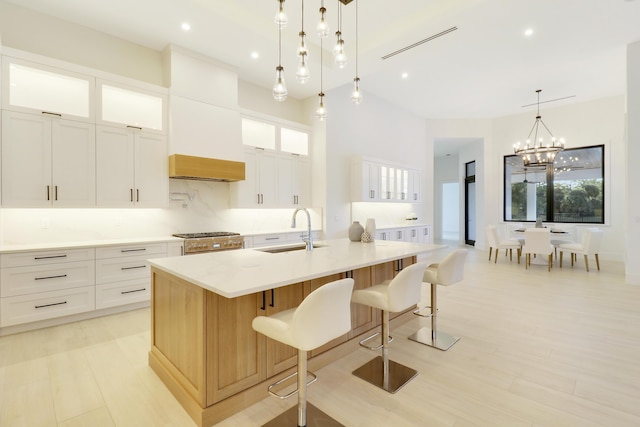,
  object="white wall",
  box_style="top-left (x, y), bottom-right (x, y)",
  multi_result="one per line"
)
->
top-left (626, 40), bottom-right (640, 284)
top-left (434, 154), bottom-right (459, 240)
top-left (0, 2), bottom-right (163, 86)
top-left (322, 84), bottom-right (431, 239)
